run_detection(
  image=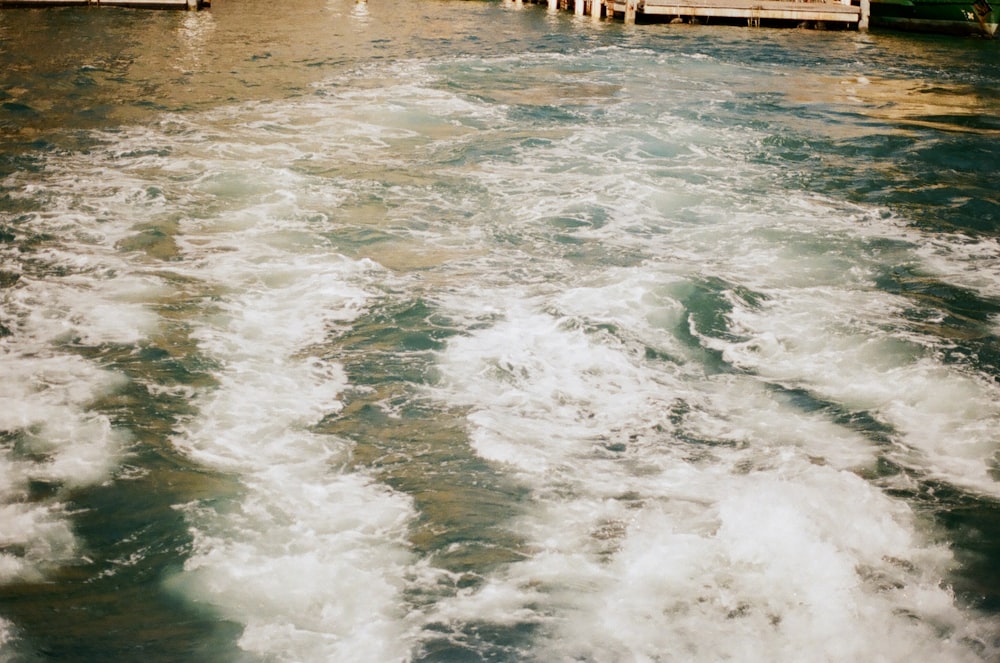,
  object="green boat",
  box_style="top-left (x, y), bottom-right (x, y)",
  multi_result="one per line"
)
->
top-left (869, 0), bottom-right (998, 37)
